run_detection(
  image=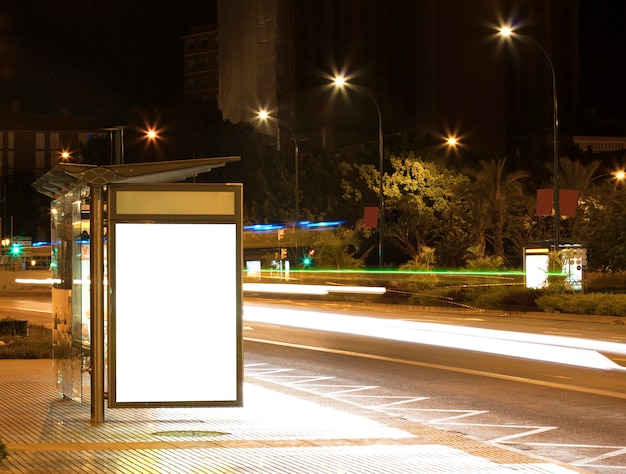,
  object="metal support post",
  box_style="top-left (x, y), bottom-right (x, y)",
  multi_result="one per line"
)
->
top-left (90, 185), bottom-right (105, 423)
